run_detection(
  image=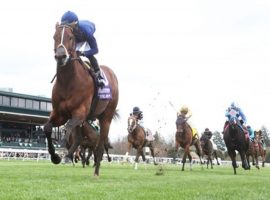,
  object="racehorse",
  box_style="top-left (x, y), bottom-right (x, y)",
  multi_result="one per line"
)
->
top-left (200, 134), bottom-right (220, 169)
top-left (44, 22), bottom-right (119, 176)
top-left (246, 131), bottom-right (266, 168)
top-left (256, 130), bottom-right (267, 167)
top-left (223, 109), bottom-right (250, 174)
top-left (246, 137), bottom-right (260, 169)
top-left (66, 120), bottom-right (114, 168)
top-left (126, 115), bottom-right (157, 169)
top-left (175, 115), bottom-right (203, 171)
